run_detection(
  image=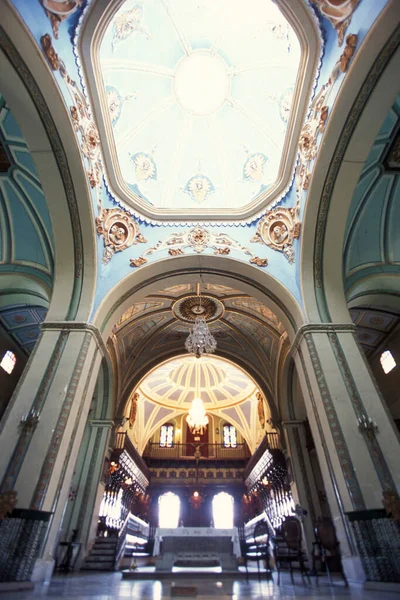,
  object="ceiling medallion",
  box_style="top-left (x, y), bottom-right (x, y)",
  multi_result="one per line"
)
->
top-left (173, 295), bottom-right (224, 323)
